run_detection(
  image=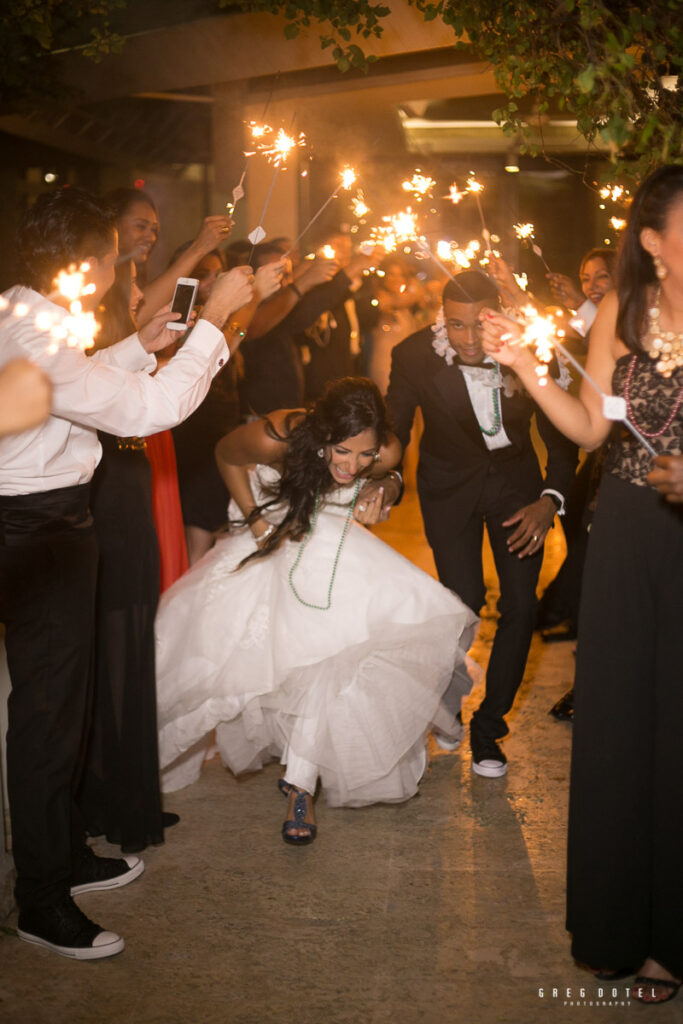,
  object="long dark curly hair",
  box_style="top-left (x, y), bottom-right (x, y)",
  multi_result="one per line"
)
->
top-left (237, 377), bottom-right (391, 567)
